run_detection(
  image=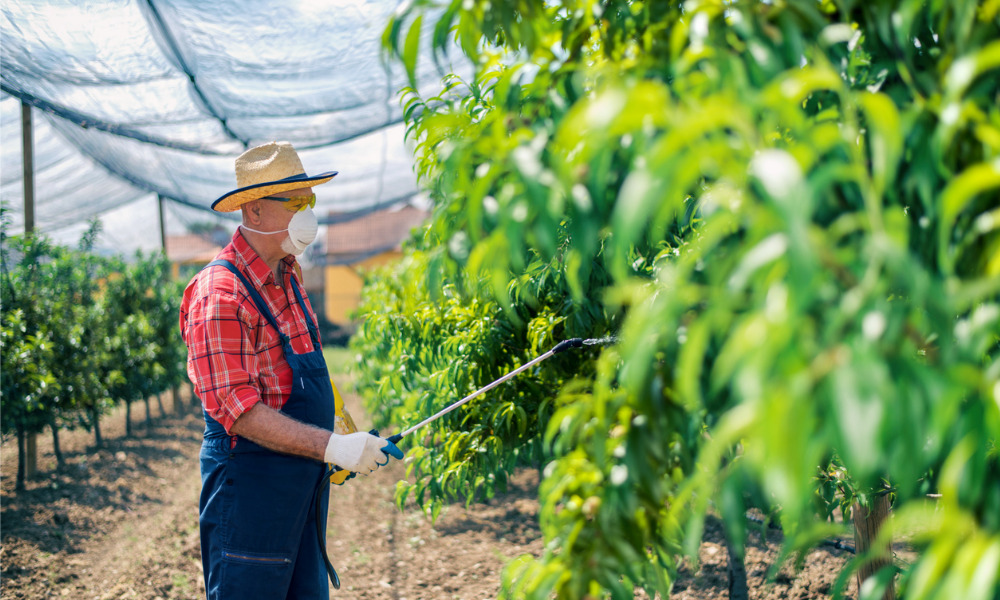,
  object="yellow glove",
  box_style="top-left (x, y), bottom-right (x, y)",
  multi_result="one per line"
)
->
top-left (329, 377), bottom-right (358, 484)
